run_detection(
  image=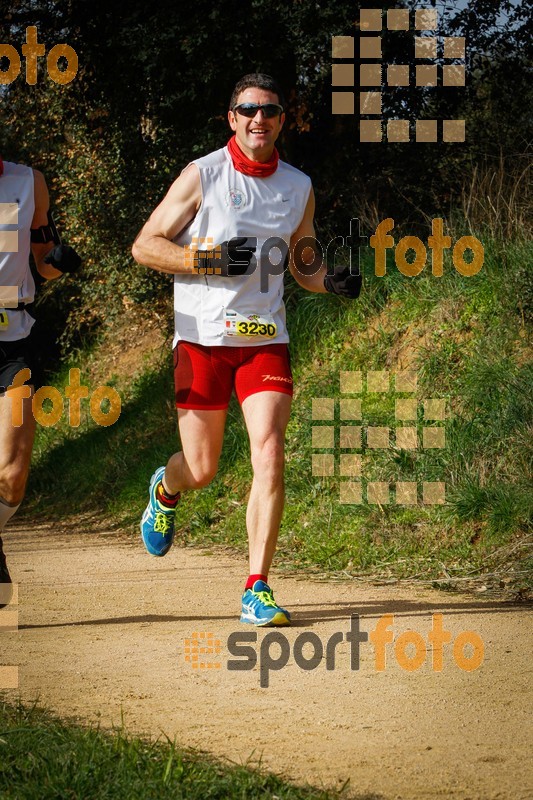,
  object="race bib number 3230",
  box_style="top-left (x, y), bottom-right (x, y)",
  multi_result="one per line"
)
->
top-left (223, 310), bottom-right (277, 338)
